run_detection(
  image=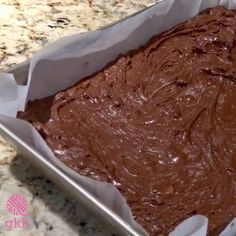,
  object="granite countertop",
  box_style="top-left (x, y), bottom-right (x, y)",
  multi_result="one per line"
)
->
top-left (0, 1), bottom-right (159, 235)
